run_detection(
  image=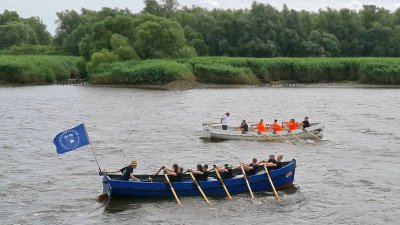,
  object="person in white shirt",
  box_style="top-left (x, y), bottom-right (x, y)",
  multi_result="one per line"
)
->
top-left (220, 112), bottom-right (230, 130)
